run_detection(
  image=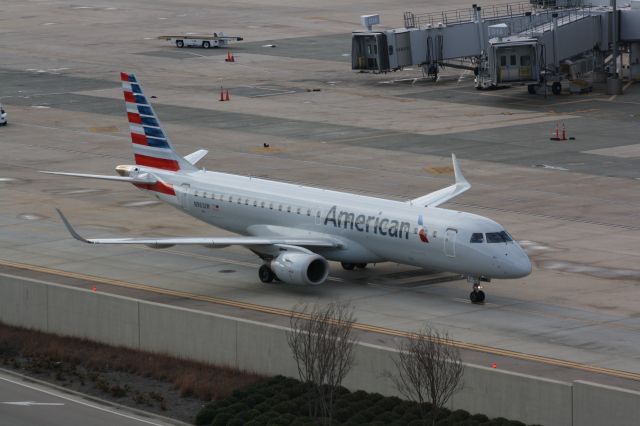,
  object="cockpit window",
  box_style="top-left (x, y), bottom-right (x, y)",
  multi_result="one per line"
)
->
top-left (486, 231), bottom-right (513, 243)
top-left (500, 231), bottom-right (513, 242)
top-left (470, 233), bottom-right (484, 243)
